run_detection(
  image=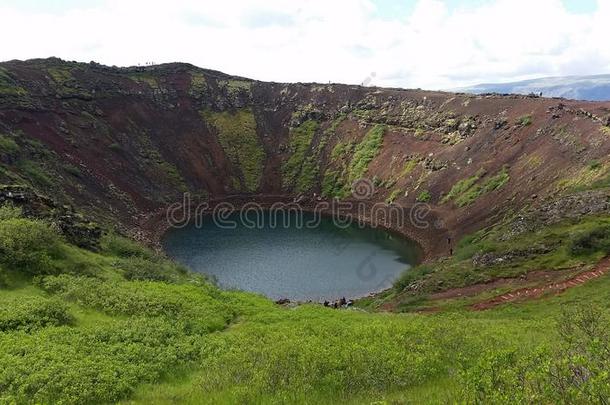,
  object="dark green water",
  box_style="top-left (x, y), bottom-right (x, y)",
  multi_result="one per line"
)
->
top-left (163, 211), bottom-right (419, 301)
